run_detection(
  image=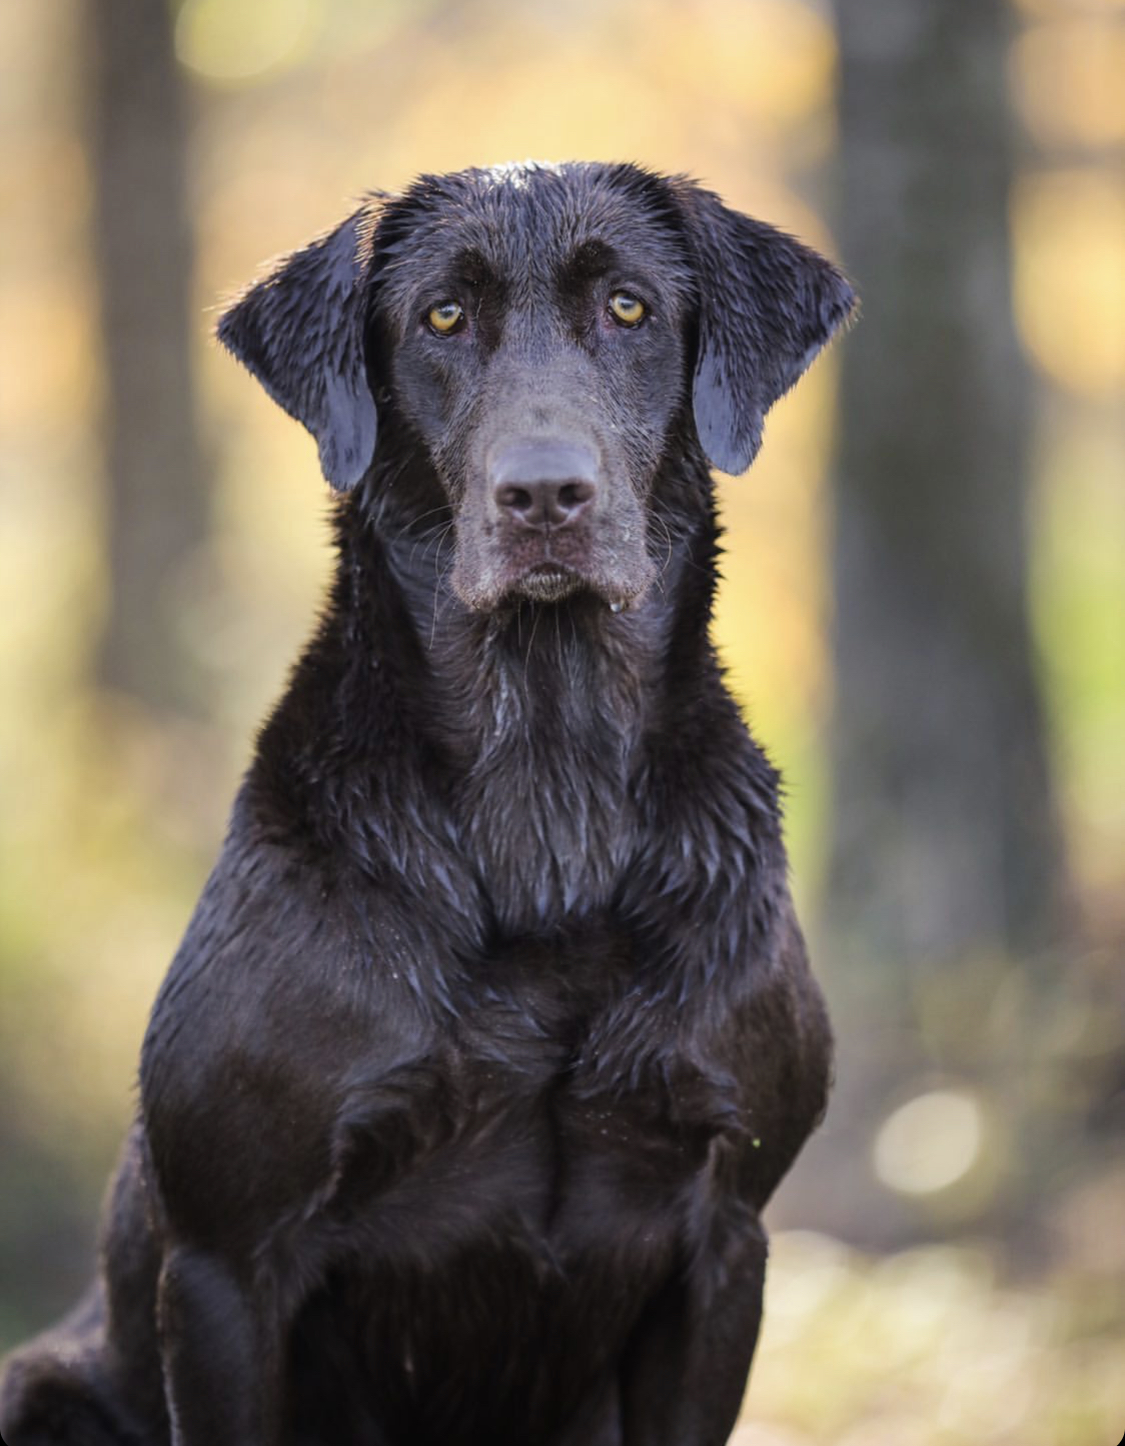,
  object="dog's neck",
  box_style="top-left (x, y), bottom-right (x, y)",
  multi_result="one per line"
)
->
top-left (432, 603), bottom-right (653, 930)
